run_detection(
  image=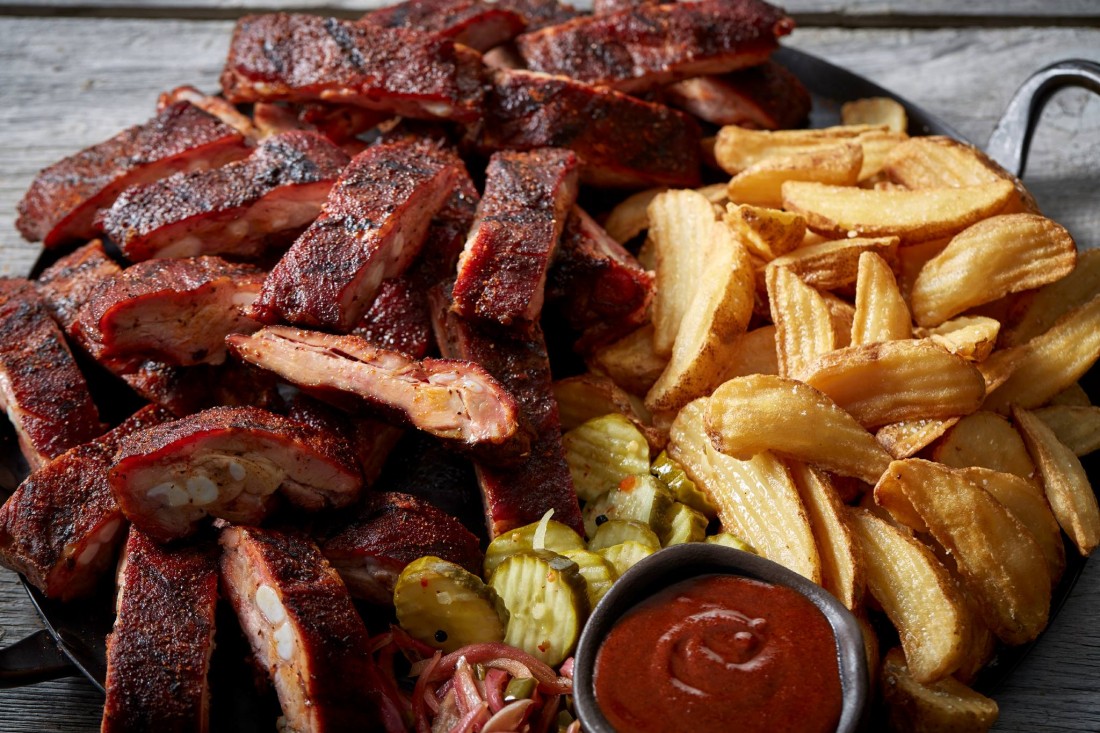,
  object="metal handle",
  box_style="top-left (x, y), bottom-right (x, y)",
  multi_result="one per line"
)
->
top-left (0, 629), bottom-right (79, 688)
top-left (986, 59), bottom-right (1100, 178)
